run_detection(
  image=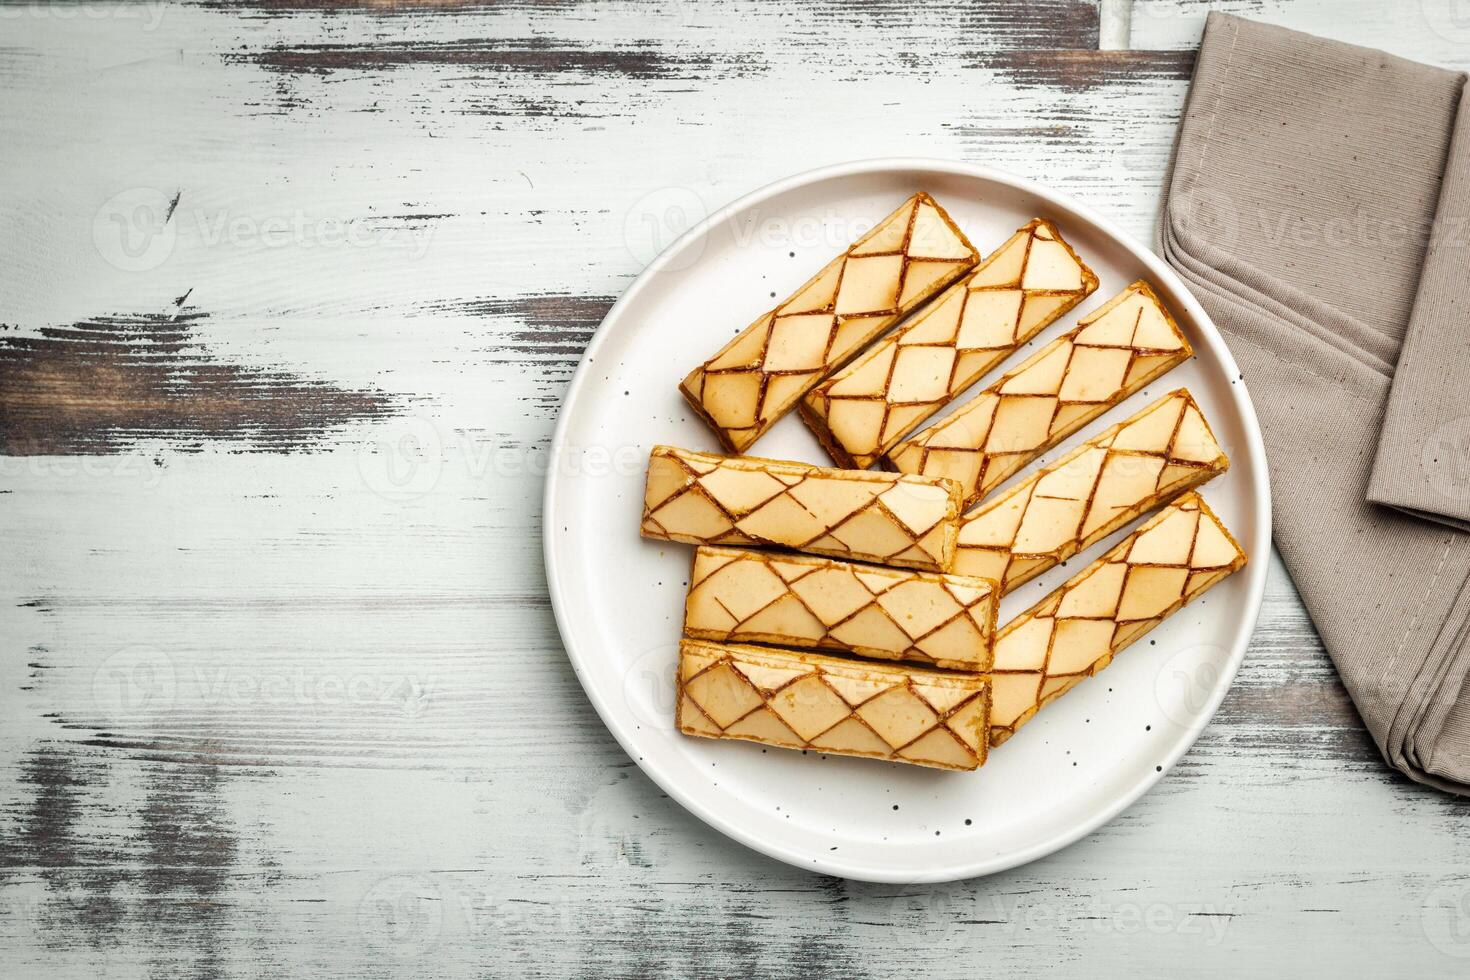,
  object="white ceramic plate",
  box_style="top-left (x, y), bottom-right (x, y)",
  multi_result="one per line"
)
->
top-left (544, 159), bottom-right (1270, 883)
